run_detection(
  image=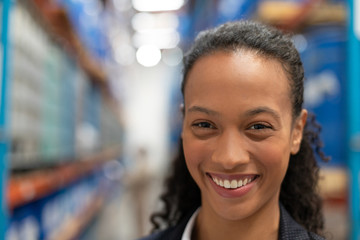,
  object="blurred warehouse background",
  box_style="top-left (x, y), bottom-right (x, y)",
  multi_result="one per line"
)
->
top-left (0, 0), bottom-right (358, 239)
